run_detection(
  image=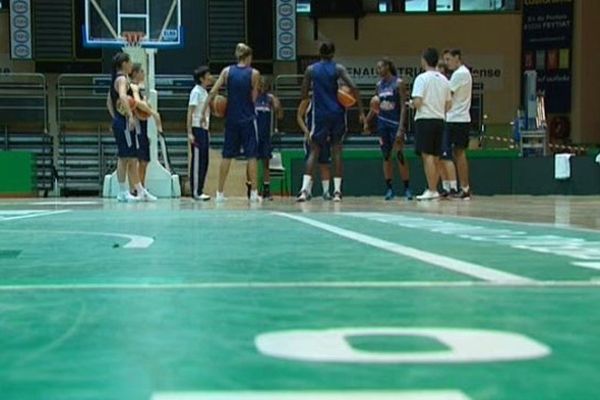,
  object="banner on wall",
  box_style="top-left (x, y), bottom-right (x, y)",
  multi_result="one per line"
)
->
top-left (276, 0), bottom-right (296, 61)
top-left (298, 55), bottom-right (505, 90)
top-left (9, 0), bottom-right (33, 60)
top-left (522, 0), bottom-right (573, 114)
